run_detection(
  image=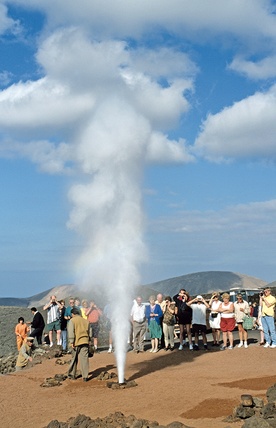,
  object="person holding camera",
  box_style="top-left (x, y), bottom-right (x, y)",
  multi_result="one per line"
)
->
top-left (259, 287), bottom-right (276, 348)
top-left (187, 295), bottom-right (210, 351)
top-left (173, 289), bottom-right (193, 350)
top-left (43, 295), bottom-right (62, 347)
